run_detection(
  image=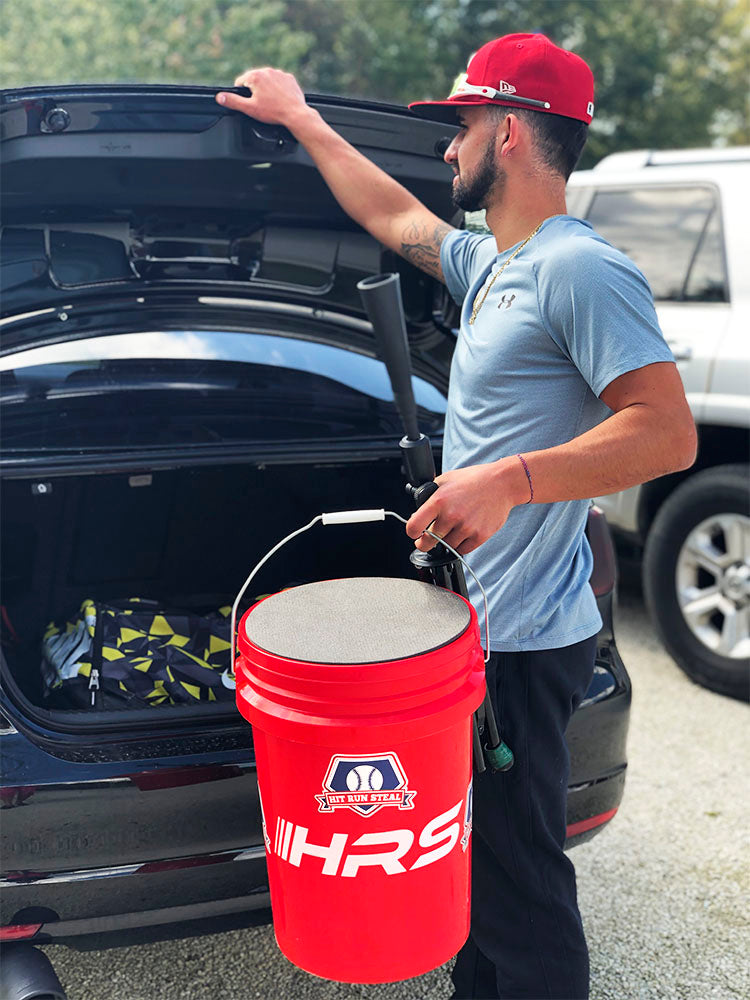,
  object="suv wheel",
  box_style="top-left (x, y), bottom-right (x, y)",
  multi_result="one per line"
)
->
top-left (643, 464), bottom-right (750, 701)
